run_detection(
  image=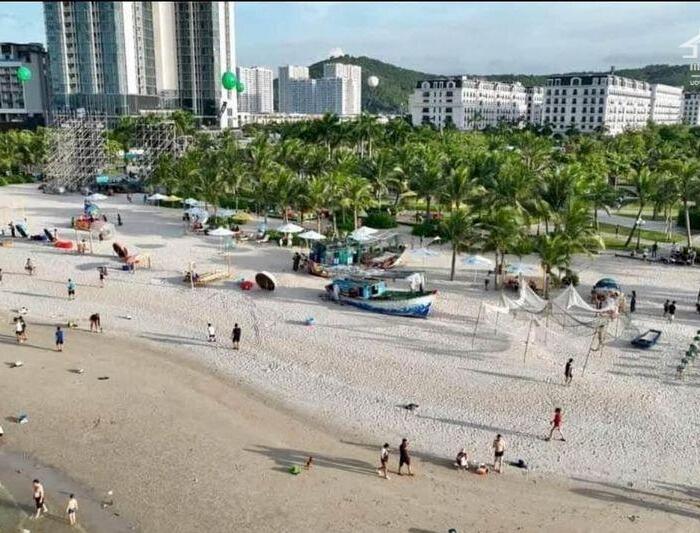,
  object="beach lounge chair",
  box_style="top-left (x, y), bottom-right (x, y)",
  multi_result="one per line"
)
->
top-left (184, 271), bottom-right (230, 286)
top-left (43, 228), bottom-right (57, 242)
